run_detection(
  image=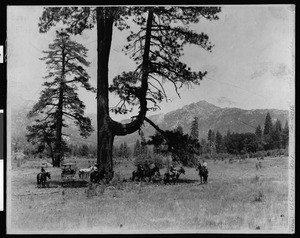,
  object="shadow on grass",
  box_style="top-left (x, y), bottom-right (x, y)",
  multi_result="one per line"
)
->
top-left (176, 178), bottom-right (199, 184)
top-left (48, 180), bottom-right (89, 188)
